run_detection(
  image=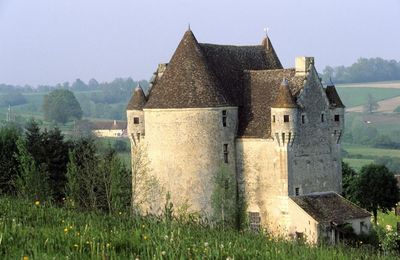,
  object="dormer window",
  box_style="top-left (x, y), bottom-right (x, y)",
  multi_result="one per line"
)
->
top-left (222, 110), bottom-right (227, 127)
top-left (334, 114), bottom-right (340, 122)
top-left (284, 115), bottom-right (289, 122)
top-left (134, 117), bottom-right (139, 124)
